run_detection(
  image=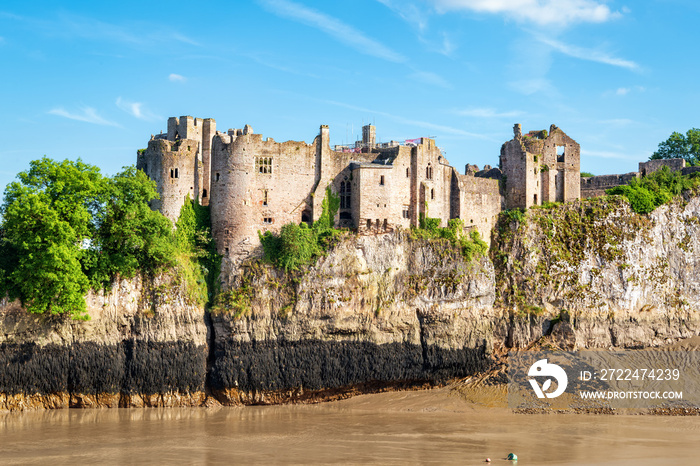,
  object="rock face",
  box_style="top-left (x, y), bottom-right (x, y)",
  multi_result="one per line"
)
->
top-left (2, 194), bottom-right (700, 410)
top-left (0, 276), bottom-right (208, 411)
top-left (209, 231), bottom-right (496, 404)
top-left (493, 194), bottom-right (700, 349)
